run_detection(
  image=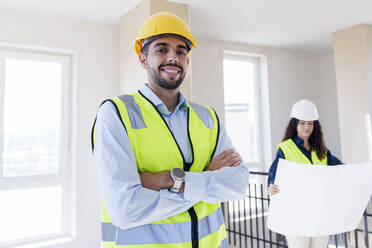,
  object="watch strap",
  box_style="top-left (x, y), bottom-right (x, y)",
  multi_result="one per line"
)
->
top-left (171, 179), bottom-right (183, 192)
